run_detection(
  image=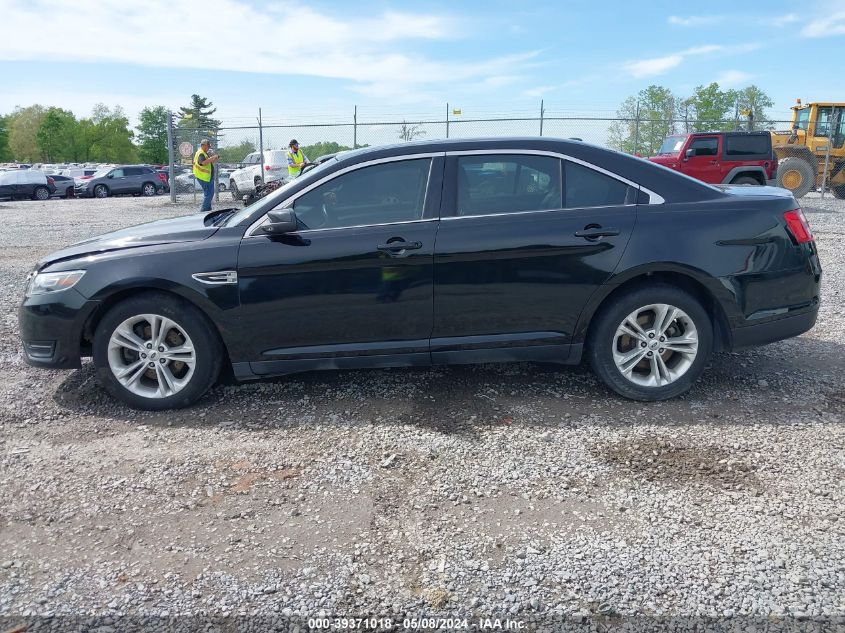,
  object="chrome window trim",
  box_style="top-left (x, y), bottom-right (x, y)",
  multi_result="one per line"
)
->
top-left (245, 152), bottom-right (443, 237)
top-left (446, 148), bottom-right (665, 208)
